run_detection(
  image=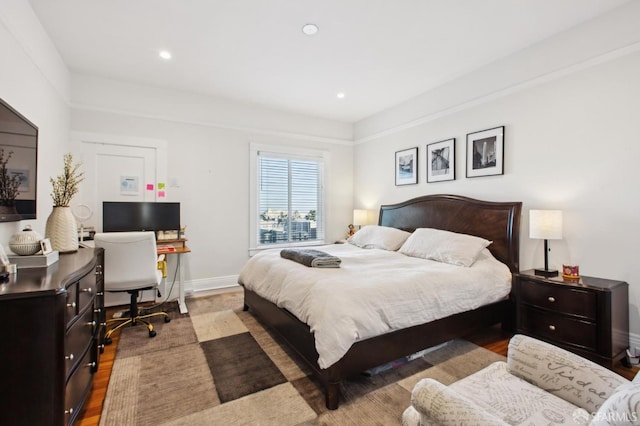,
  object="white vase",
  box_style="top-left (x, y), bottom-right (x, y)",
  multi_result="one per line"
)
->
top-left (45, 206), bottom-right (79, 253)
